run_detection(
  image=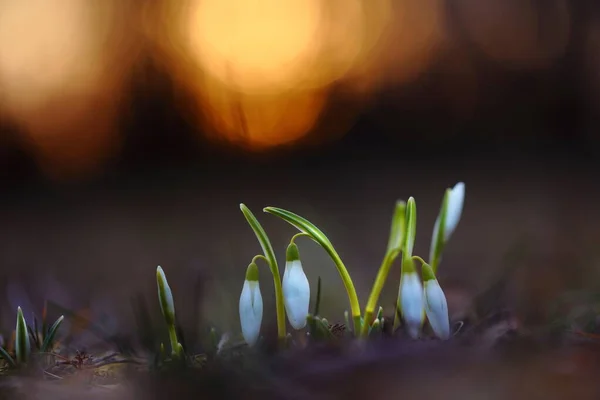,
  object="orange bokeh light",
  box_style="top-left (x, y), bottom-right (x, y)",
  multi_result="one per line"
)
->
top-left (0, 0), bottom-right (138, 180)
top-left (149, 0), bottom-right (396, 150)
